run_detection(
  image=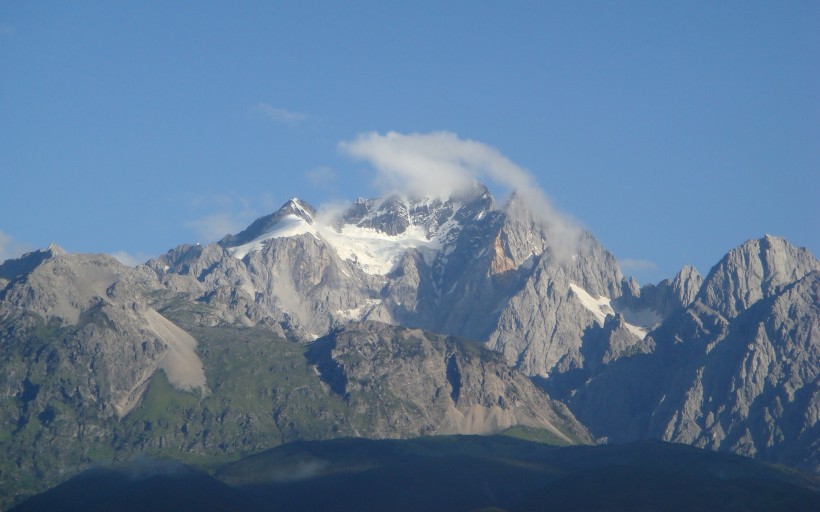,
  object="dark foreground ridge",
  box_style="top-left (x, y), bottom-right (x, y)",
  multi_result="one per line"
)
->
top-left (13, 435), bottom-right (820, 512)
